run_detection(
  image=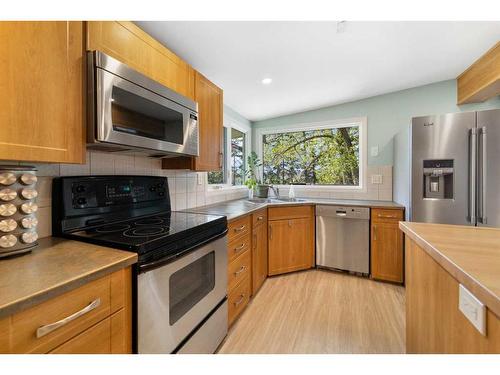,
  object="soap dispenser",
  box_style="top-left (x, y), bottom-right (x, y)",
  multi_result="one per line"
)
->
top-left (289, 184), bottom-right (296, 199)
